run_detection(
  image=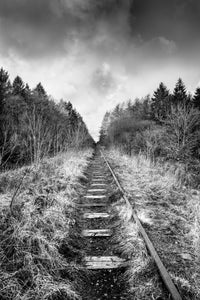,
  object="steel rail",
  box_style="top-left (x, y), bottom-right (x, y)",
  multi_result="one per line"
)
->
top-left (100, 149), bottom-right (182, 300)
